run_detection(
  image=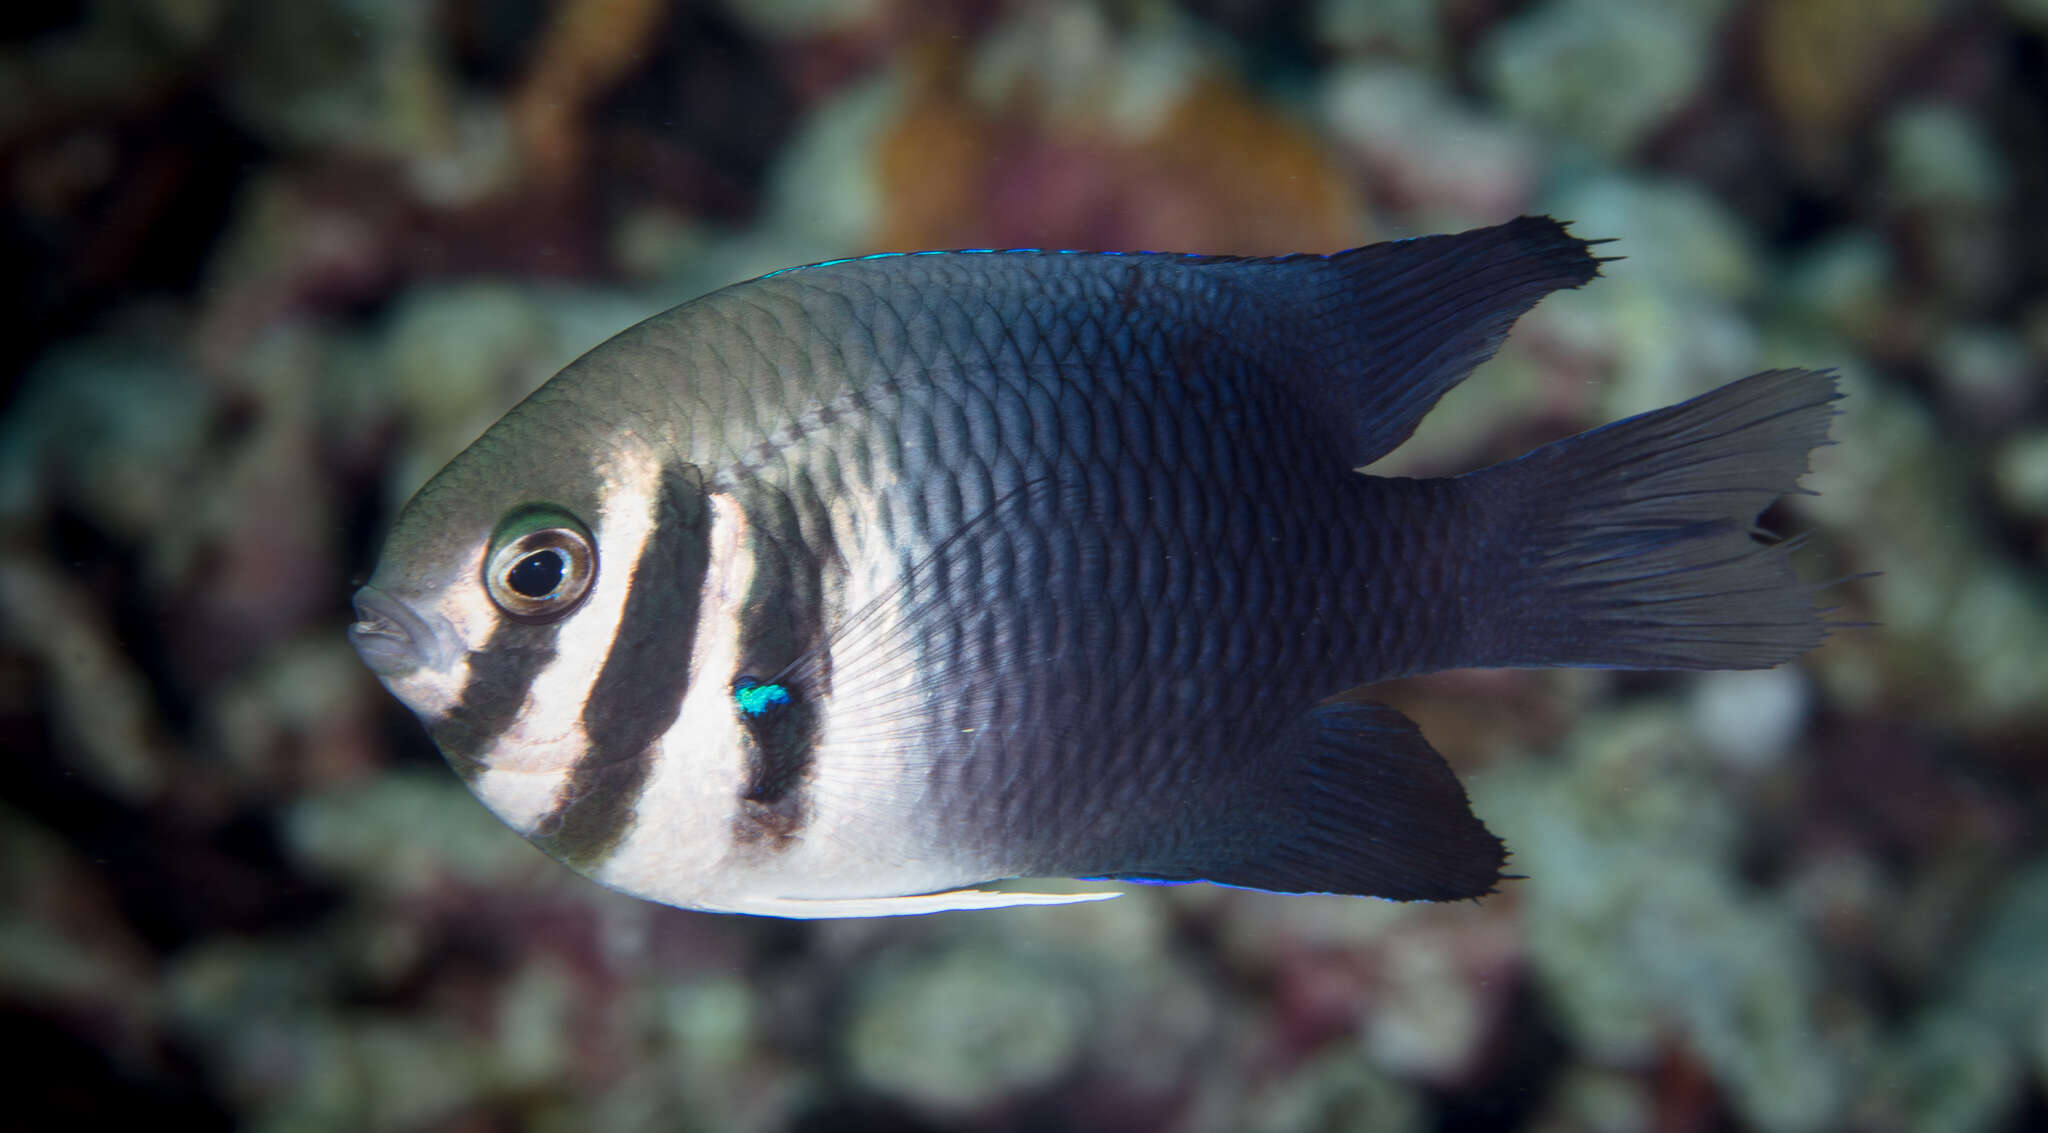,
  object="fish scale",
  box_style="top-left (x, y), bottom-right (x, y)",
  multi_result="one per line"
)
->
top-left (820, 353), bottom-right (1353, 873)
top-left (350, 217), bottom-right (1843, 917)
